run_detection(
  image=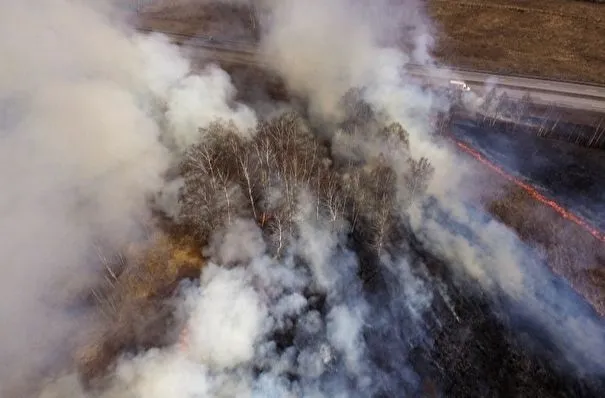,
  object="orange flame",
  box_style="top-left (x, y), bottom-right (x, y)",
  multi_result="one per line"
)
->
top-left (451, 137), bottom-right (605, 243)
top-left (178, 325), bottom-right (190, 352)
top-left (174, 133), bottom-right (604, 355)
